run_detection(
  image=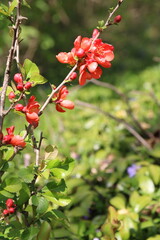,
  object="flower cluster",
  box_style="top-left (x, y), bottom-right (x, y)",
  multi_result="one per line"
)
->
top-left (56, 29), bottom-right (114, 85)
top-left (2, 126), bottom-right (26, 148)
top-left (3, 199), bottom-right (16, 216)
top-left (15, 96), bottom-right (40, 128)
top-left (52, 86), bottom-right (74, 112)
